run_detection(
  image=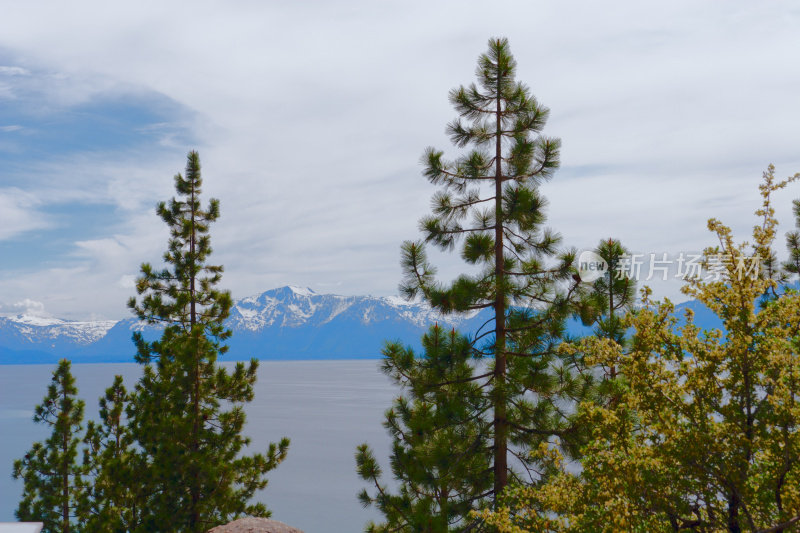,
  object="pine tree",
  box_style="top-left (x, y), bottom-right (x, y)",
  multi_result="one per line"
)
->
top-left (584, 239), bottom-right (635, 347)
top-left (80, 375), bottom-right (145, 532)
top-left (127, 151), bottom-right (289, 532)
top-left (400, 37), bottom-right (589, 501)
top-left (356, 326), bottom-right (492, 532)
top-left (782, 198), bottom-right (800, 279)
top-left (580, 239), bottom-right (636, 395)
top-left (761, 181), bottom-right (800, 300)
top-left (13, 359), bottom-right (87, 533)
